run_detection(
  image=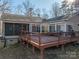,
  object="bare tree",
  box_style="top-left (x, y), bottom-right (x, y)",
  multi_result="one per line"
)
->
top-left (22, 0), bottom-right (34, 16)
top-left (34, 8), bottom-right (41, 17)
top-left (51, 2), bottom-right (60, 17)
top-left (61, 0), bottom-right (75, 15)
top-left (61, 0), bottom-right (69, 15)
top-left (0, 0), bottom-right (11, 13)
top-left (15, 5), bottom-right (24, 15)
